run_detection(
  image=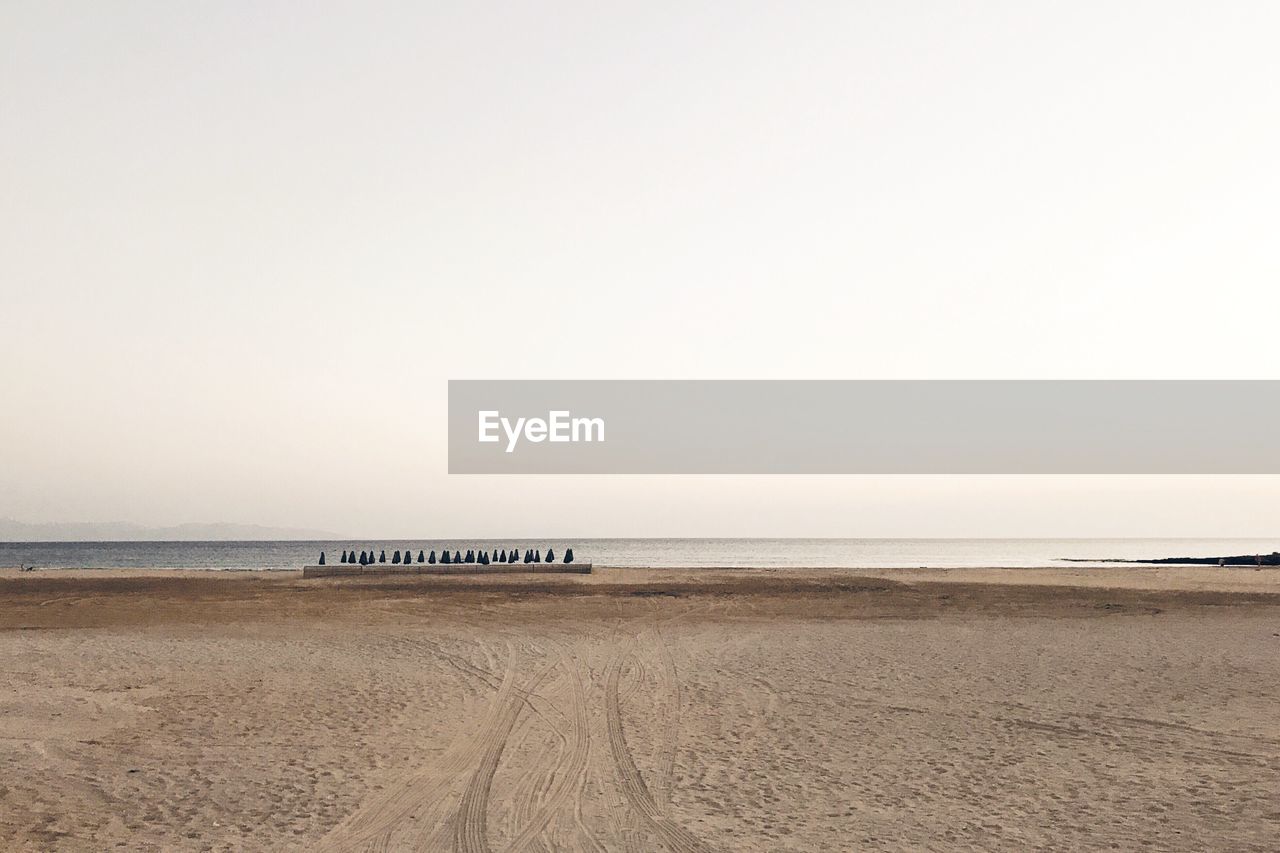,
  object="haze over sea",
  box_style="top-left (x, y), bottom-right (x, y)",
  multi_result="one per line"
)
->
top-left (2, 538), bottom-right (1278, 571)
